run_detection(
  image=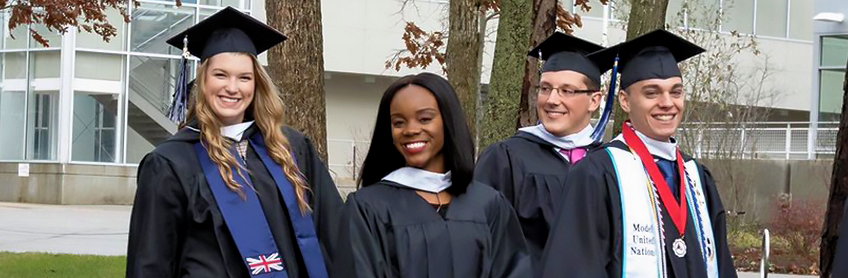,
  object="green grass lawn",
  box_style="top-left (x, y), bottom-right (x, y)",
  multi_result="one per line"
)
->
top-left (0, 252), bottom-right (125, 278)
